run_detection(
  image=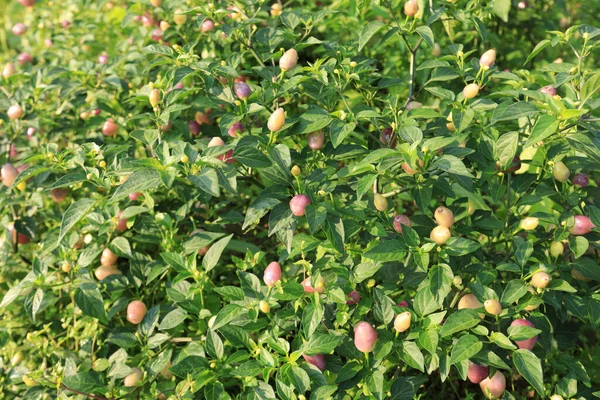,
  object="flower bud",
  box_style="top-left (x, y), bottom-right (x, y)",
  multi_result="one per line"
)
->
top-left (354, 321), bottom-right (377, 353)
top-left (510, 319), bottom-right (537, 350)
top-left (201, 19), bottom-right (215, 33)
top-left (301, 276), bottom-right (325, 293)
top-left (392, 214), bottom-right (411, 233)
top-left (403, 0), bottom-right (419, 16)
top-left (7, 104), bottom-right (23, 120)
top-left (1, 164), bottom-right (19, 187)
top-left (124, 368), bottom-right (143, 387)
top-left (480, 371), bottom-right (506, 399)
top-left (346, 290), bottom-right (360, 305)
top-left (434, 206), bottom-right (454, 228)
top-left (569, 215), bottom-right (595, 235)
top-left (259, 300), bottom-right (270, 313)
top-left (553, 161), bottom-right (570, 182)
top-left (463, 83), bottom-right (480, 99)
top-left (100, 247), bottom-right (118, 267)
top-left (373, 194), bottom-right (388, 212)
top-left (268, 108), bottom-right (285, 132)
top-left (95, 265), bottom-right (121, 280)
top-left (127, 300), bottom-right (147, 324)
top-left (430, 225), bottom-right (451, 245)
top-left (394, 311), bottom-right (411, 333)
top-left (228, 121), bottom-right (243, 137)
top-left (263, 261), bottom-right (282, 286)
top-left (102, 118), bottom-right (119, 137)
top-left (2, 63), bottom-right (16, 79)
top-left (572, 173), bottom-right (589, 187)
top-left (279, 49), bottom-right (298, 71)
top-left (520, 217), bottom-right (539, 231)
top-left (12, 23), bottom-right (28, 36)
top-left (149, 88), bottom-right (160, 108)
top-left (234, 81), bottom-right (251, 100)
top-left (308, 130), bottom-right (325, 150)
top-left (479, 49), bottom-right (496, 68)
top-left (468, 362), bottom-right (490, 384)
top-left (483, 299), bottom-right (502, 315)
top-left (531, 271), bottom-right (550, 289)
